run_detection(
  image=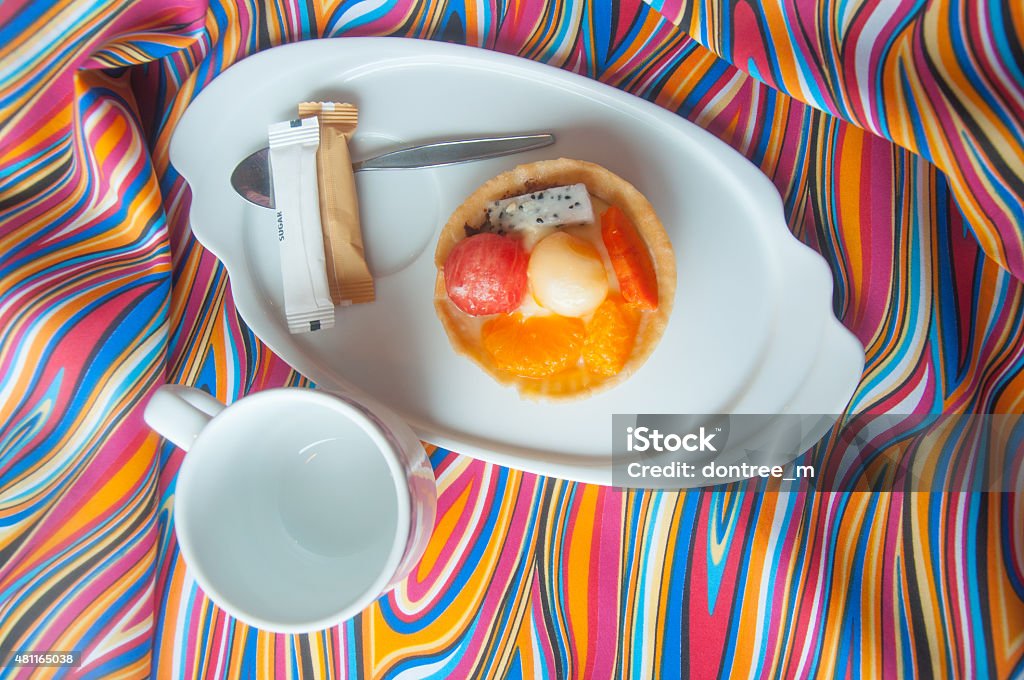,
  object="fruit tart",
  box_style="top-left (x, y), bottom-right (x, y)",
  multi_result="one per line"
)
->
top-left (434, 159), bottom-right (676, 399)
